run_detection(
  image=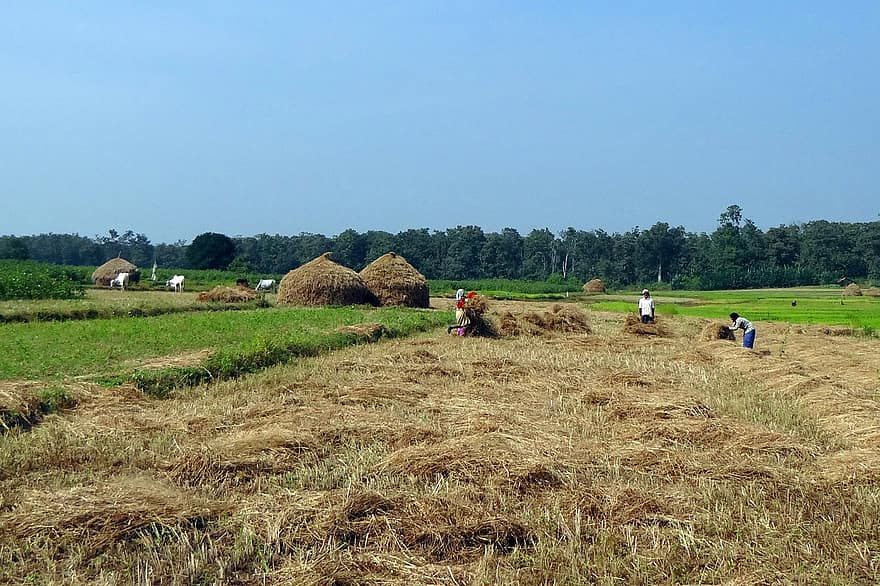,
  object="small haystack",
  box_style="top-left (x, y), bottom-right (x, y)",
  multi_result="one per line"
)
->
top-left (624, 314), bottom-right (670, 336)
top-left (844, 283), bottom-right (863, 296)
top-left (500, 304), bottom-right (592, 337)
top-left (277, 253), bottom-right (375, 307)
top-left (197, 285), bottom-right (259, 303)
top-left (583, 279), bottom-right (605, 294)
top-left (337, 323), bottom-right (389, 343)
top-left (92, 258), bottom-right (139, 287)
top-left (700, 321), bottom-right (736, 341)
top-left (360, 252), bottom-right (429, 308)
